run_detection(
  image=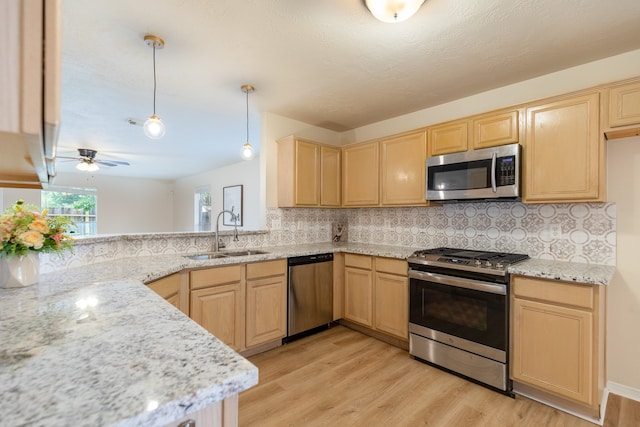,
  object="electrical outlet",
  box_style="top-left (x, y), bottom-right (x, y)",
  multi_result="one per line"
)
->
top-left (549, 224), bottom-right (562, 239)
top-left (271, 219), bottom-right (281, 230)
top-left (94, 243), bottom-right (108, 257)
